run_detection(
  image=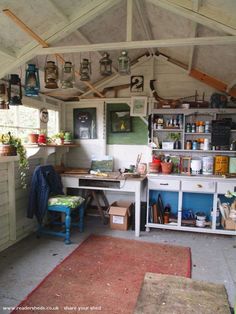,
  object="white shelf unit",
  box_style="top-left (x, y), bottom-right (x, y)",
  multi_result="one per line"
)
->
top-left (150, 108), bottom-right (236, 153)
top-left (146, 175), bottom-right (236, 235)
